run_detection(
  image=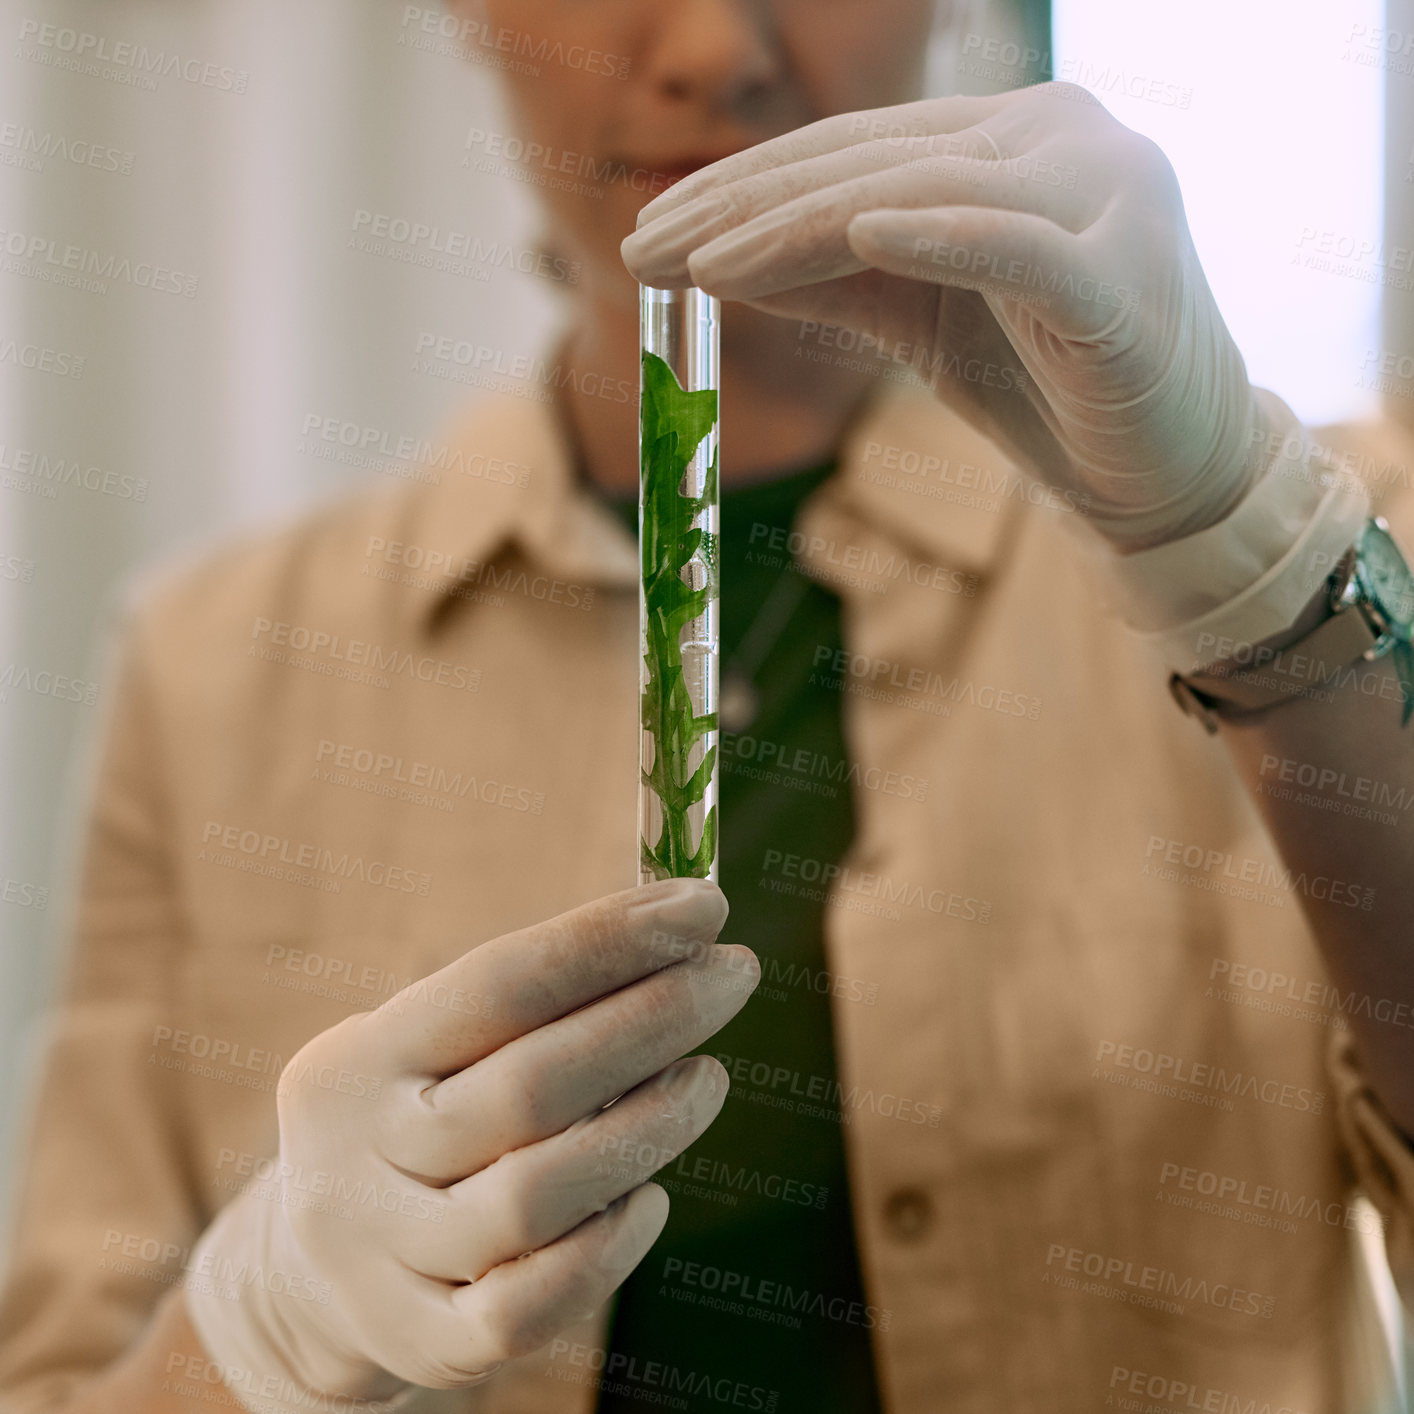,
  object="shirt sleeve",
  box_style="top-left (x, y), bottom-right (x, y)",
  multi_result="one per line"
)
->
top-left (0, 594), bottom-right (204, 1413)
top-left (1328, 1026), bottom-right (1414, 1312)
